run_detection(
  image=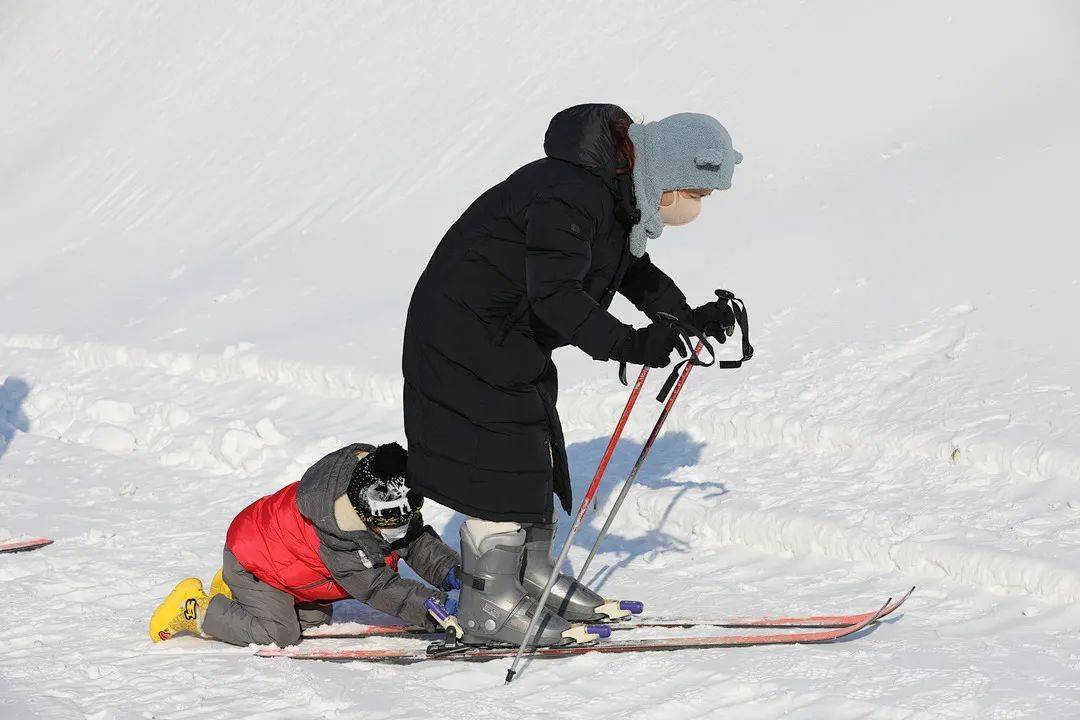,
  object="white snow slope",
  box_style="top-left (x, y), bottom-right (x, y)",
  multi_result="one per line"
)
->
top-left (2, 2), bottom-right (1079, 718)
